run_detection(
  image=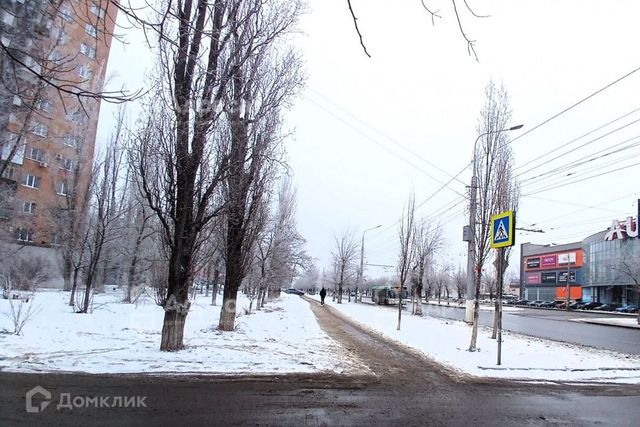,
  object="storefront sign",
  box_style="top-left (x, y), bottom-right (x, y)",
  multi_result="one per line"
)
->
top-left (526, 273), bottom-right (541, 285)
top-left (558, 271), bottom-right (576, 283)
top-left (541, 272), bottom-right (557, 284)
top-left (541, 255), bottom-right (557, 268)
top-left (526, 257), bottom-right (540, 269)
top-left (558, 252), bottom-right (576, 265)
top-left (604, 216), bottom-right (638, 241)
